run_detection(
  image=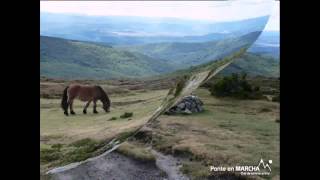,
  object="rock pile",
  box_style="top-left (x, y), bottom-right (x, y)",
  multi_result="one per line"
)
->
top-left (166, 95), bottom-right (204, 115)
